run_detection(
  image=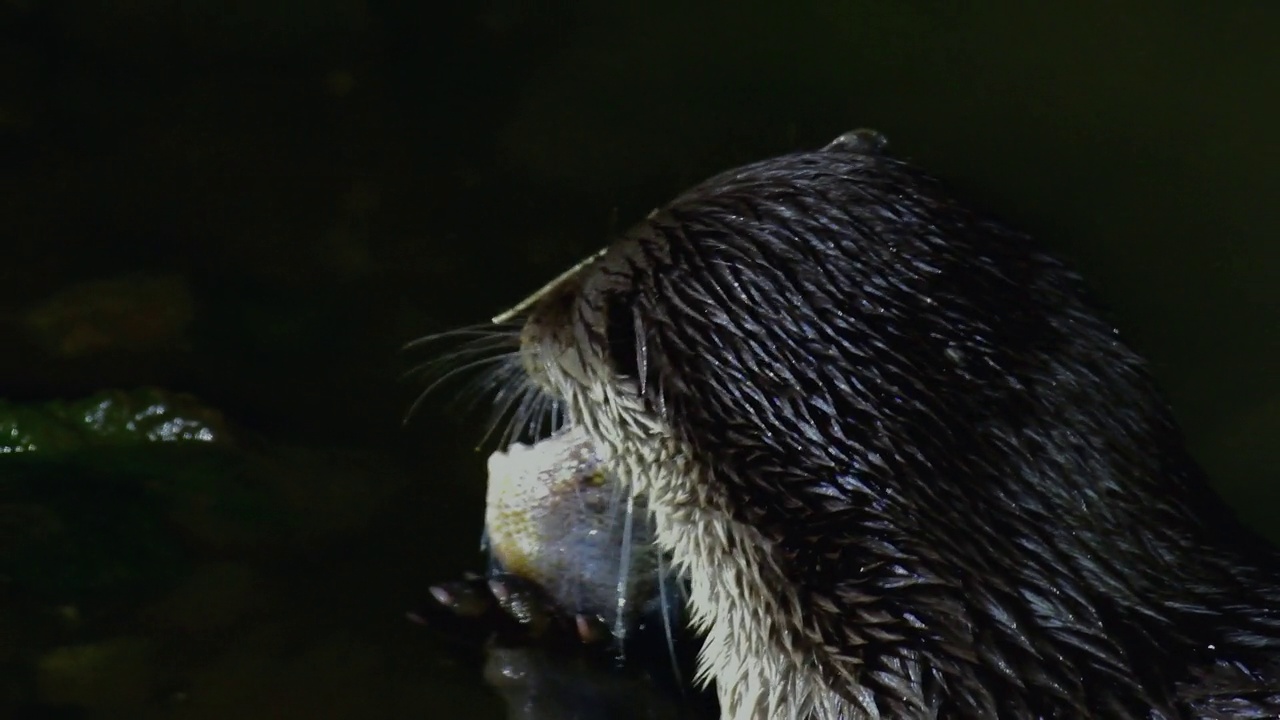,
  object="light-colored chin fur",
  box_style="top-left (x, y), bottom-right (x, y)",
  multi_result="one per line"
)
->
top-left (559, 378), bottom-right (879, 720)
